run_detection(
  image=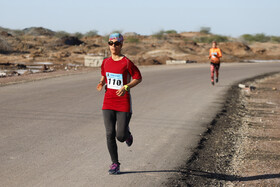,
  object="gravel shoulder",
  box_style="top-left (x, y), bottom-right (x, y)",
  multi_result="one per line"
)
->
top-left (167, 72), bottom-right (280, 186)
top-left (0, 68), bottom-right (96, 87)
